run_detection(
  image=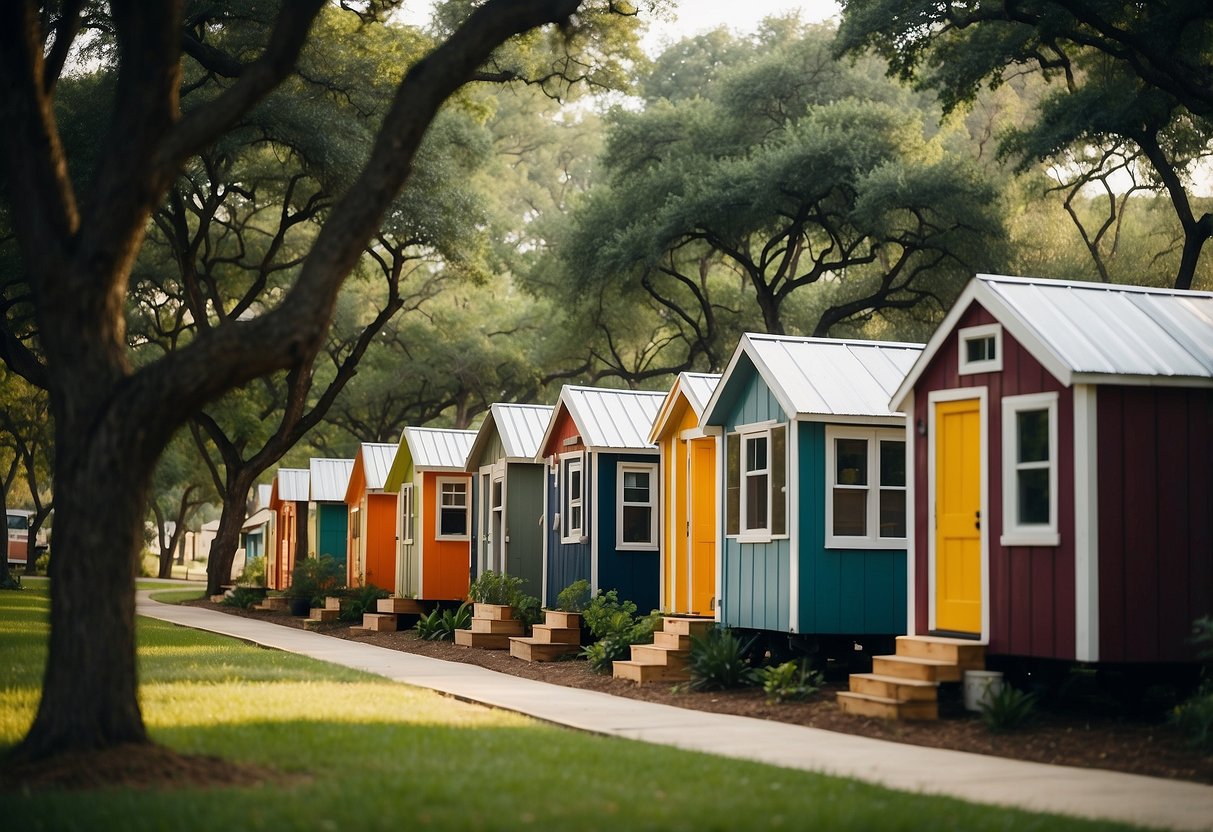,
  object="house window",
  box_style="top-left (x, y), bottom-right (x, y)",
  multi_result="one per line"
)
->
top-left (825, 427), bottom-right (907, 549)
top-left (436, 478), bottom-right (469, 540)
top-left (958, 323), bottom-right (1002, 375)
top-left (617, 462), bottom-right (657, 549)
top-left (1001, 392), bottom-right (1059, 546)
top-left (399, 484), bottom-right (414, 544)
top-left (561, 456), bottom-right (584, 544)
top-left (725, 424), bottom-right (787, 540)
